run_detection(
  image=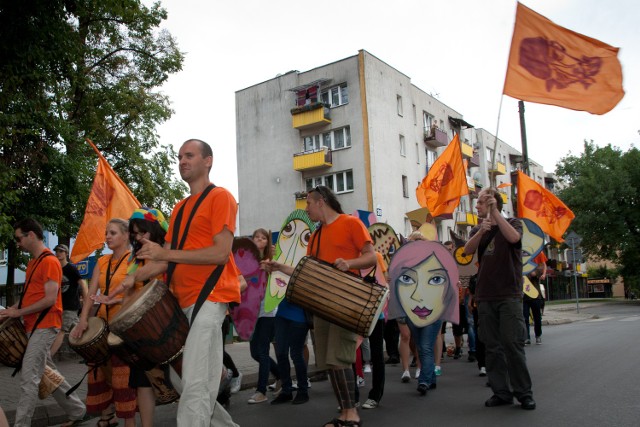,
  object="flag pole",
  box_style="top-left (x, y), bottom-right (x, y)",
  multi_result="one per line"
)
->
top-left (518, 100), bottom-right (530, 176)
